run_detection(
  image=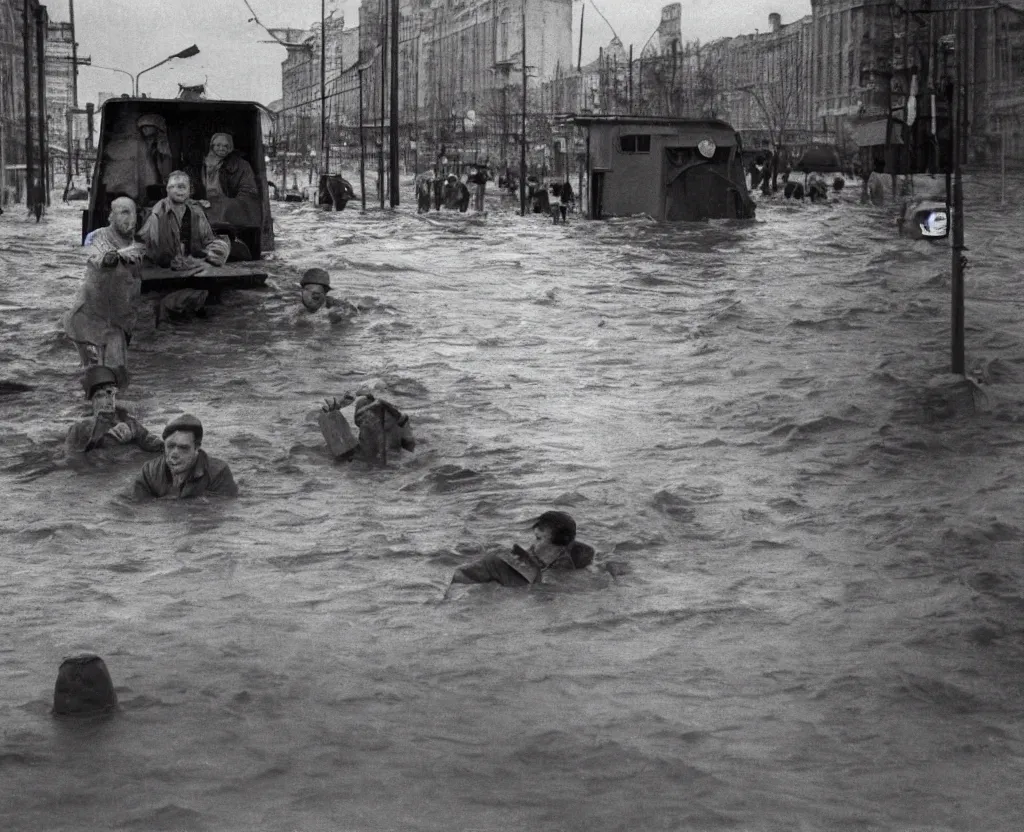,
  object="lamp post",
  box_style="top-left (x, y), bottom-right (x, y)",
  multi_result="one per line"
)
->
top-left (133, 44), bottom-right (200, 96)
top-left (88, 64), bottom-right (134, 94)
